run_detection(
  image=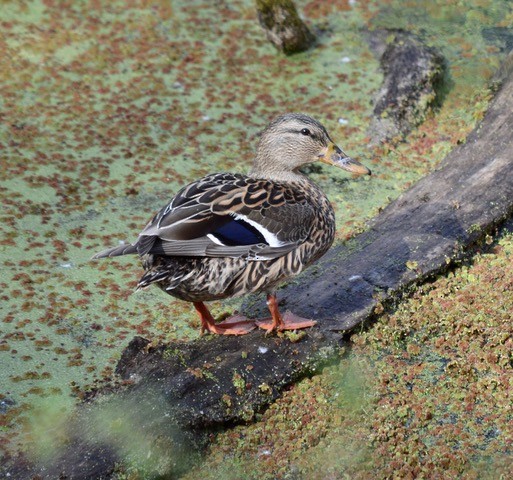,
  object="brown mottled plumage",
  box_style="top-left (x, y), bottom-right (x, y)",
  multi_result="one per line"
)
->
top-left (93, 113), bottom-right (371, 335)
